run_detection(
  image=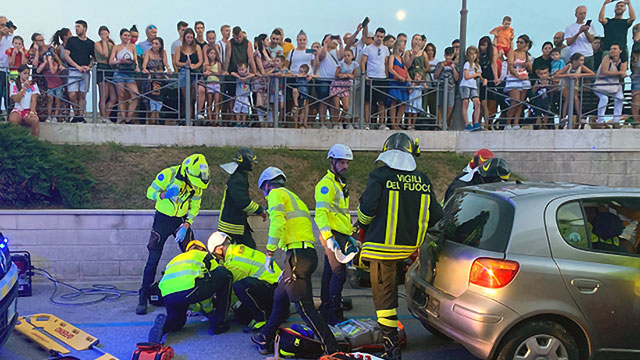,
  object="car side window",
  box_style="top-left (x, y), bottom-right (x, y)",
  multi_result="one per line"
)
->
top-left (557, 201), bottom-right (589, 250)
